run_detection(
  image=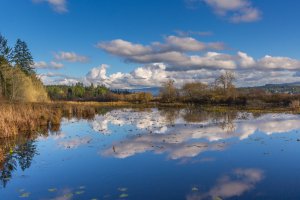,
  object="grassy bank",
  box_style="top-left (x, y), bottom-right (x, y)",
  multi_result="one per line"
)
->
top-left (0, 101), bottom-right (129, 138)
top-left (1, 101), bottom-right (299, 139)
top-left (199, 104), bottom-right (300, 114)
